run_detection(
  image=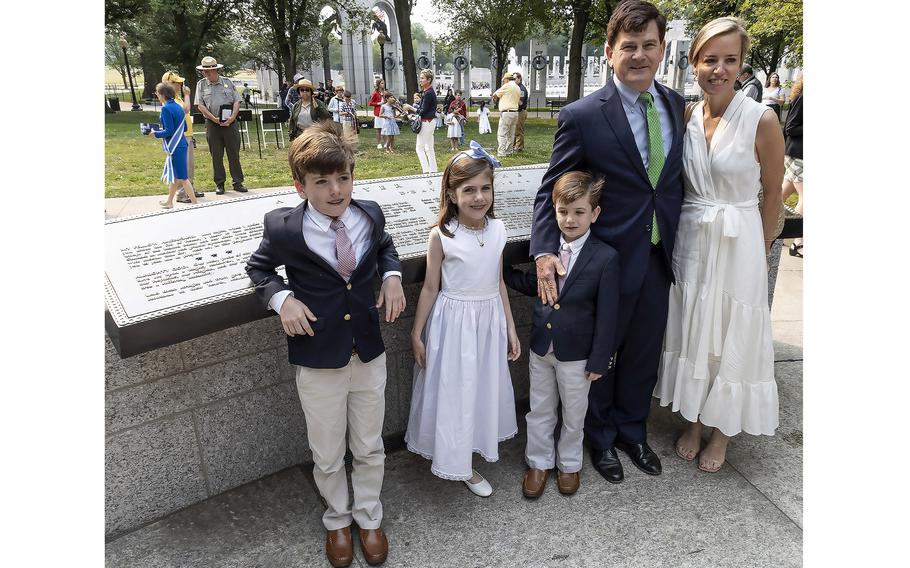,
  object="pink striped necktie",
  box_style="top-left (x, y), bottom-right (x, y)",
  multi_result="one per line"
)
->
top-left (558, 244), bottom-right (572, 292)
top-left (330, 218), bottom-right (356, 280)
